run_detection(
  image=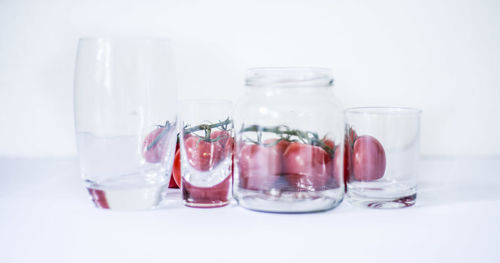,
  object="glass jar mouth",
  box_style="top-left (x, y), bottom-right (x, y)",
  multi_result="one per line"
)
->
top-left (179, 99), bottom-right (233, 106)
top-left (78, 37), bottom-right (172, 44)
top-left (245, 67), bottom-right (334, 87)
